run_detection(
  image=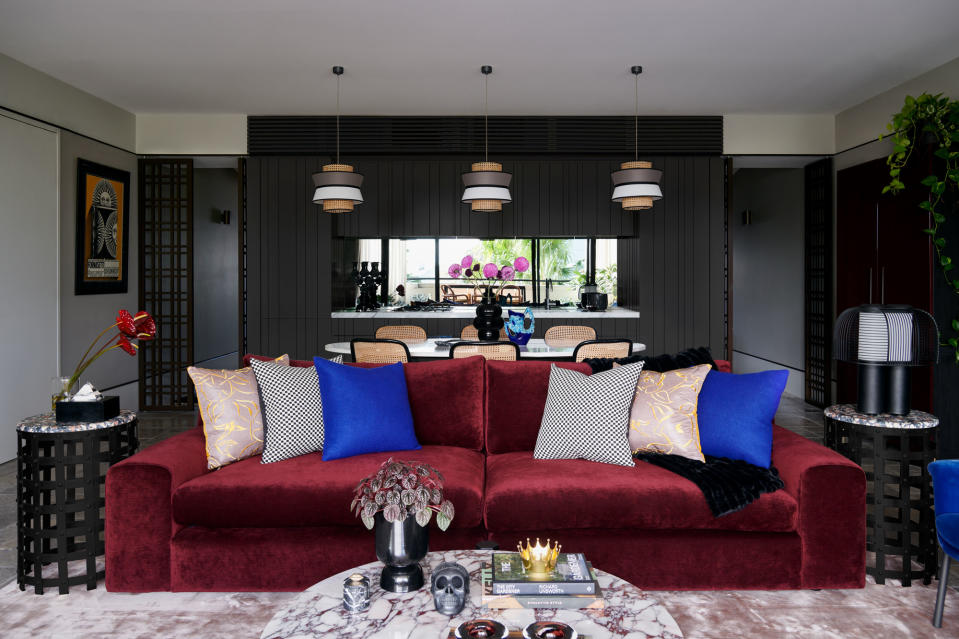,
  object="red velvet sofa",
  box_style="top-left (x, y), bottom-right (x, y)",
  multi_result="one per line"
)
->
top-left (105, 356), bottom-right (865, 592)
